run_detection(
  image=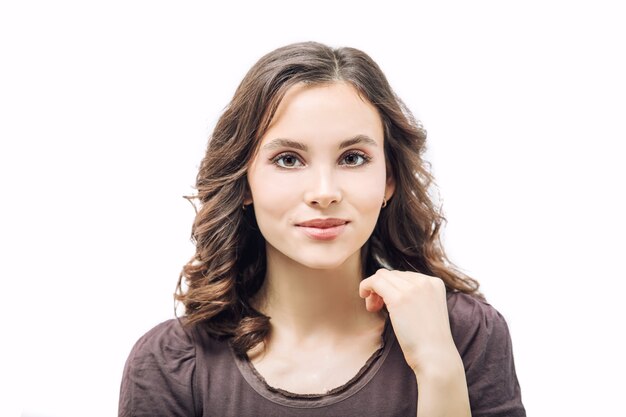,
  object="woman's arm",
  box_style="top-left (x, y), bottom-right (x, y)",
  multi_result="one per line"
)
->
top-left (360, 270), bottom-right (471, 417)
top-left (414, 354), bottom-right (471, 417)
